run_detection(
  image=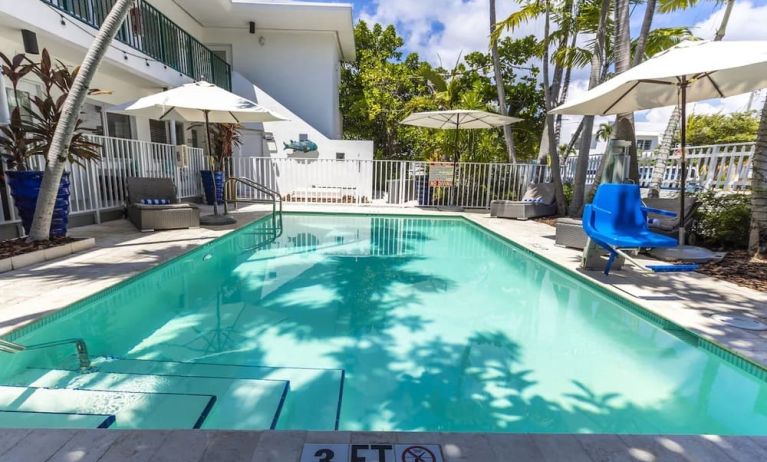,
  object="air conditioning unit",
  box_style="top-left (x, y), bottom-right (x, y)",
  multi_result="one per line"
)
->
top-left (176, 145), bottom-right (189, 168)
